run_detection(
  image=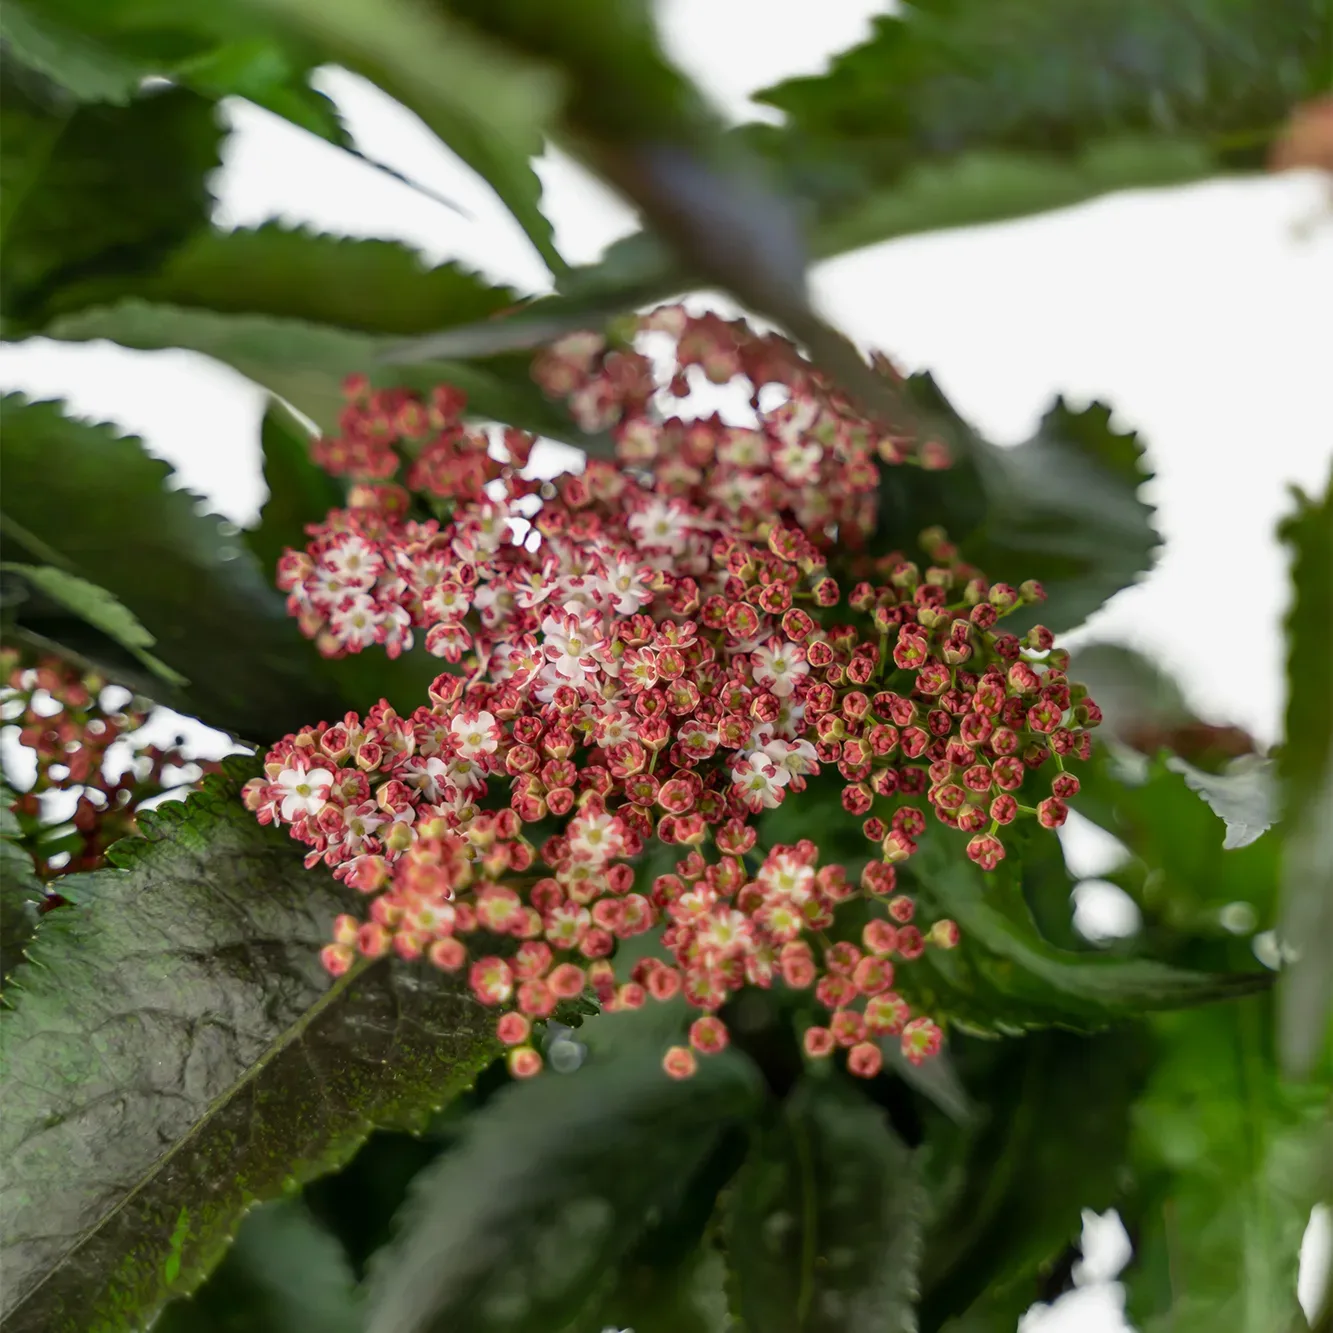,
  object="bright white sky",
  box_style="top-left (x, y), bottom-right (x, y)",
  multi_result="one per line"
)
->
top-left (1, 2), bottom-right (1329, 1326)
